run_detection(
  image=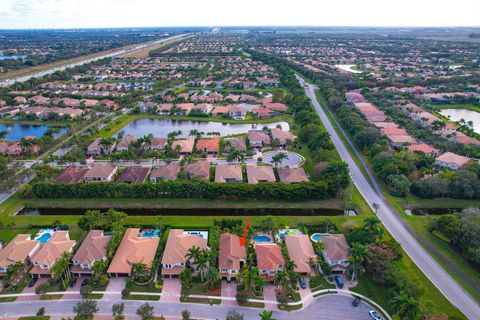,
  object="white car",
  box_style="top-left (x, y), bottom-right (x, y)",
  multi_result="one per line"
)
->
top-left (369, 310), bottom-right (382, 320)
